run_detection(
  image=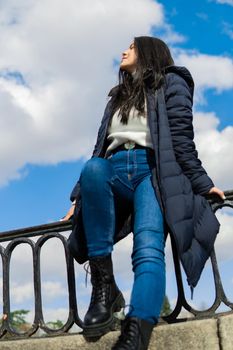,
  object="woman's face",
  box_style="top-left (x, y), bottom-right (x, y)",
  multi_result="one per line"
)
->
top-left (120, 42), bottom-right (137, 73)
